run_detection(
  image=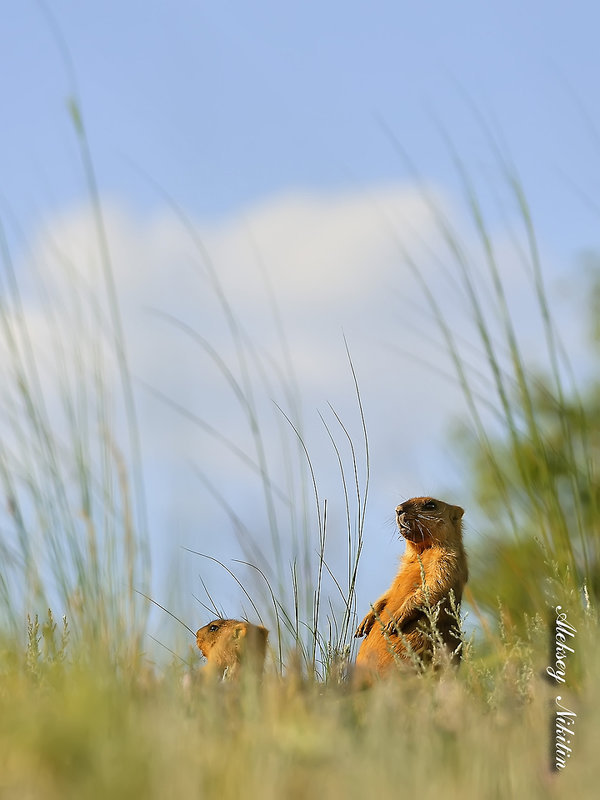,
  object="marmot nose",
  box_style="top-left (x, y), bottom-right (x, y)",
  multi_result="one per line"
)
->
top-left (396, 509), bottom-right (410, 529)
